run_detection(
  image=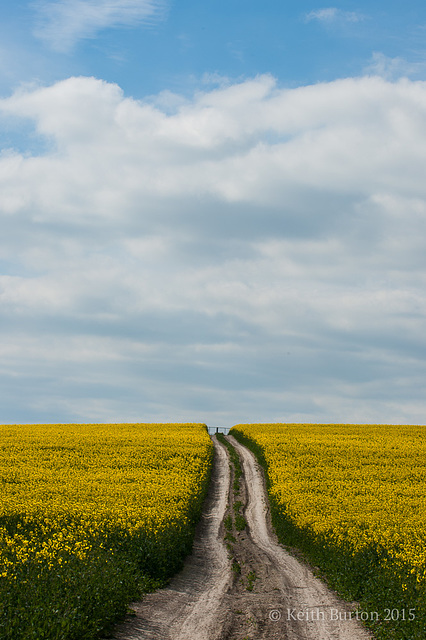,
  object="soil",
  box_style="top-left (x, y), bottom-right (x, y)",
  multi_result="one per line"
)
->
top-left (110, 435), bottom-right (374, 640)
